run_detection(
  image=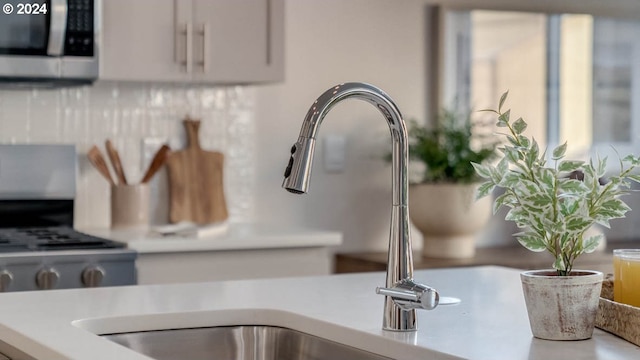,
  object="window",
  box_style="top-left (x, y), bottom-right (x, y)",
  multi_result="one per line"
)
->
top-left (440, 8), bottom-right (640, 167)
